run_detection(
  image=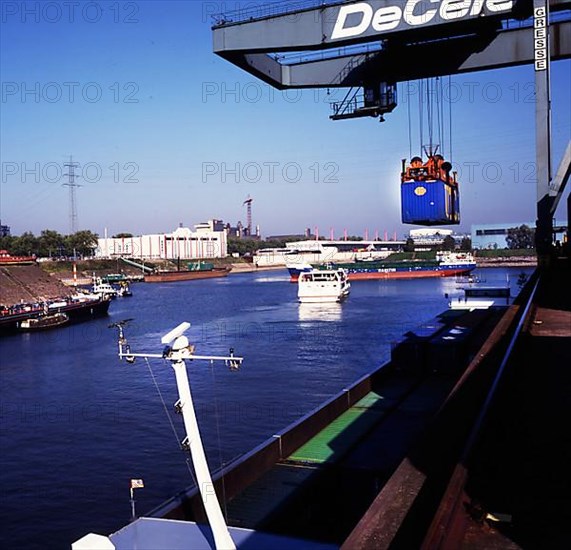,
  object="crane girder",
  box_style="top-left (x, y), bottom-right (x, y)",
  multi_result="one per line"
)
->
top-left (212, 0), bottom-right (571, 88)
